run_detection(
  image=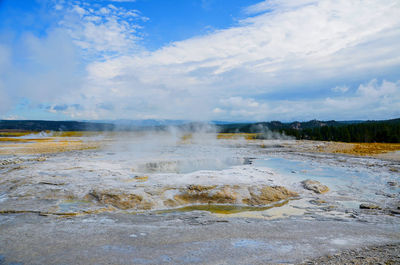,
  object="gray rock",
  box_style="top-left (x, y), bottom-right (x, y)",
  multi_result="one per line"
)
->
top-left (359, 203), bottom-right (381, 210)
top-left (301, 179), bottom-right (329, 194)
top-left (387, 181), bottom-right (398, 187)
top-left (390, 209), bottom-right (400, 215)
